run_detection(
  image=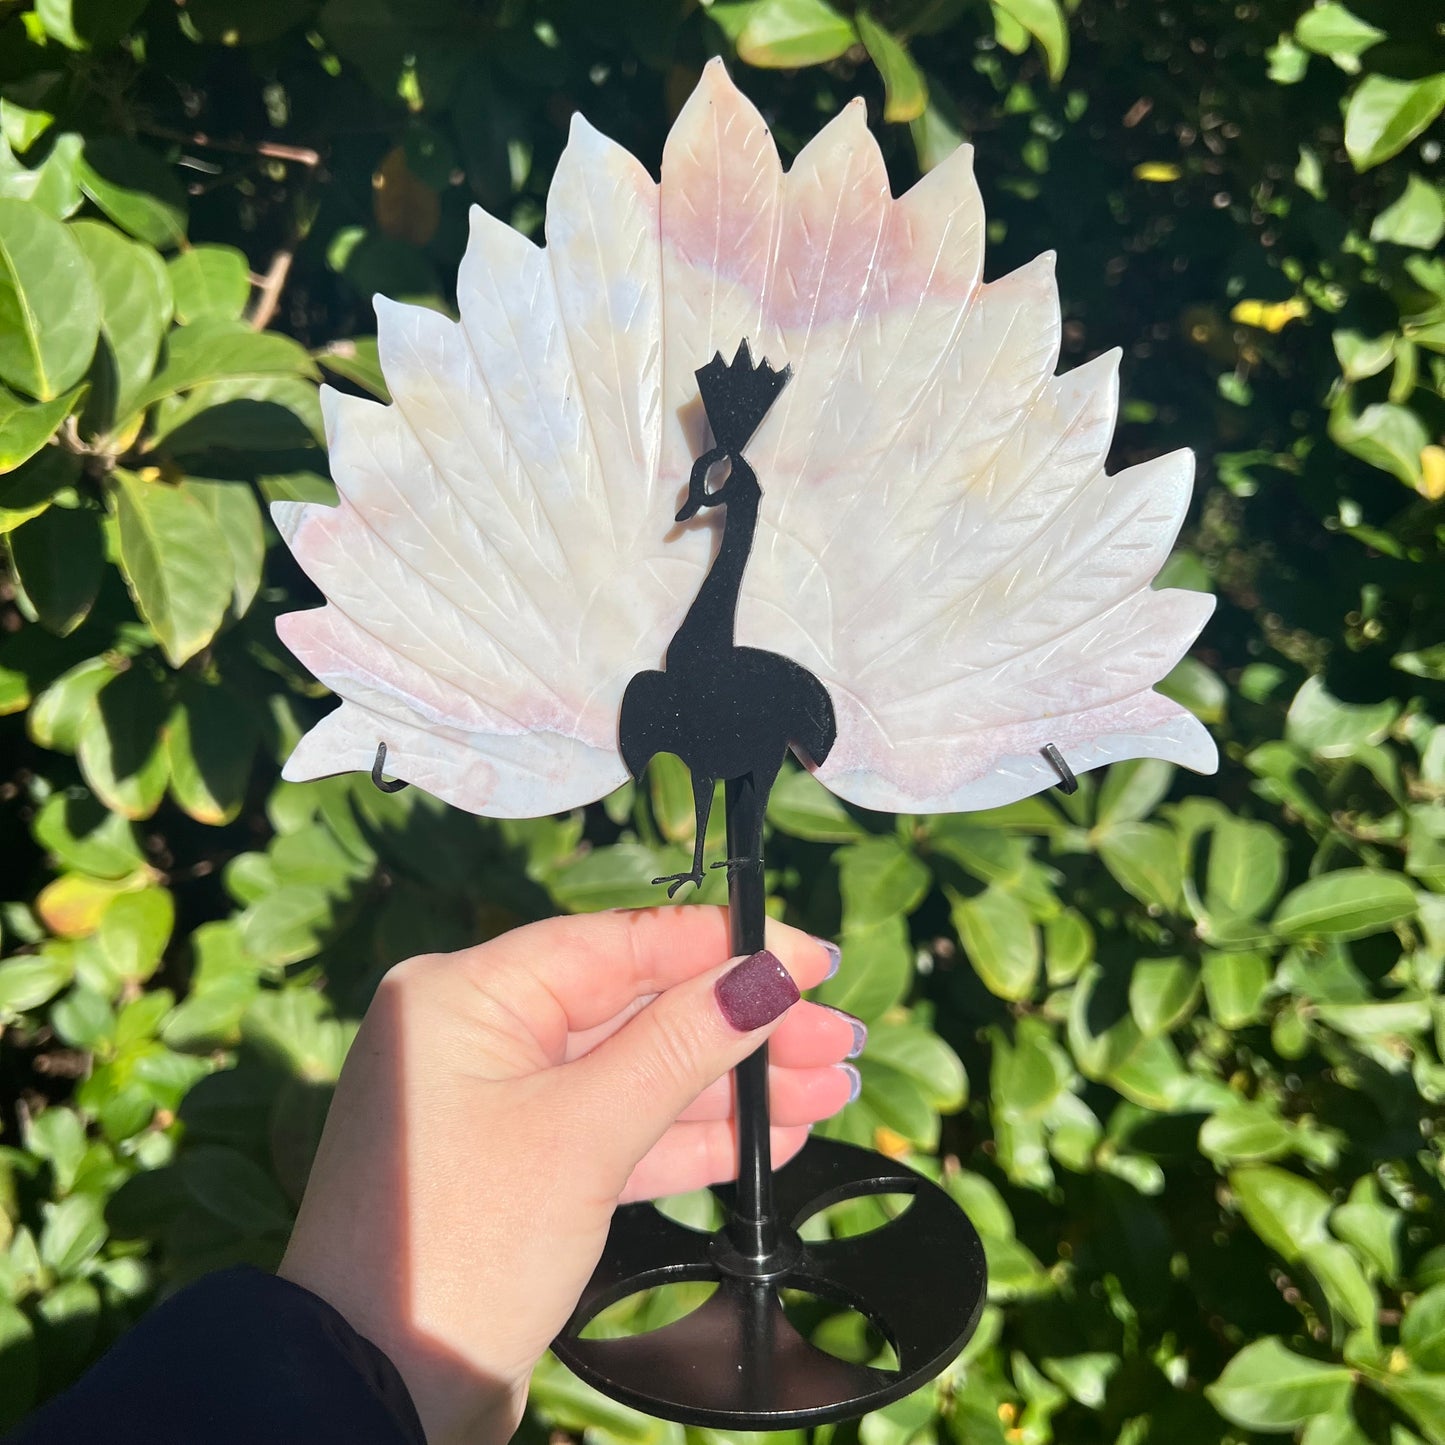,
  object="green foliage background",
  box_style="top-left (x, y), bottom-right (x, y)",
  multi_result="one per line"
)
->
top-left (0, 0), bottom-right (1443, 1439)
